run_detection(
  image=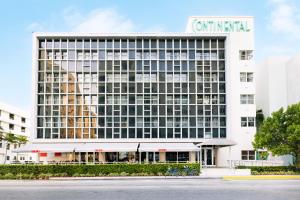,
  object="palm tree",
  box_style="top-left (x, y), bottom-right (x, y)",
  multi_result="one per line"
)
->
top-left (16, 135), bottom-right (28, 145)
top-left (15, 135), bottom-right (28, 163)
top-left (3, 133), bottom-right (17, 164)
top-left (0, 126), bottom-right (5, 140)
top-left (0, 126), bottom-right (29, 164)
top-left (0, 126), bottom-right (7, 163)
